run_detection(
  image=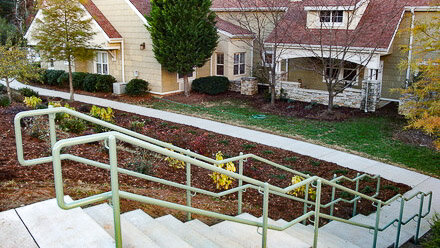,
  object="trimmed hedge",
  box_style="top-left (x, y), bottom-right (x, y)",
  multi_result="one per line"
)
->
top-left (72, 72), bottom-right (88, 90)
top-left (83, 74), bottom-right (99, 92)
top-left (19, 88), bottom-right (39, 97)
top-left (191, 76), bottom-right (230, 95)
top-left (0, 84), bottom-right (6, 94)
top-left (96, 75), bottom-right (116, 92)
top-left (43, 70), bottom-right (65, 86)
top-left (125, 79), bottom-right (149, 96)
